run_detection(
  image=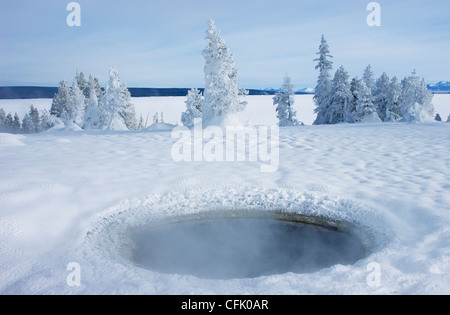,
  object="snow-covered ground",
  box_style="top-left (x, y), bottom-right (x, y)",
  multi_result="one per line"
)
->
top-left (0, 94), bottom-right (449, 126)
top-left (0, 96), bottom-right (450, 295)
